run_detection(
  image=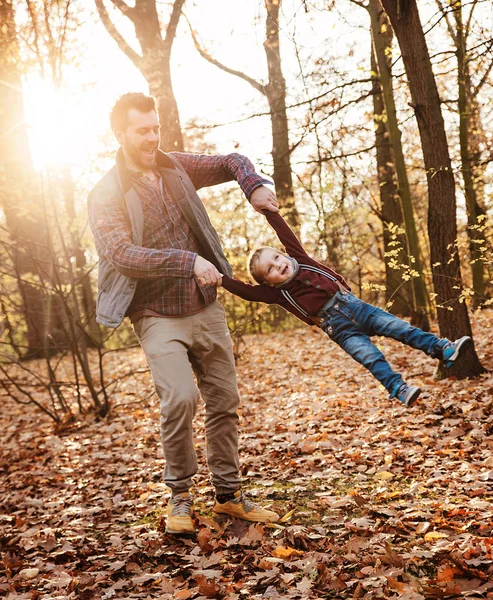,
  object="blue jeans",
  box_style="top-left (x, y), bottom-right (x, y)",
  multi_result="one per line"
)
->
top-left (321, 293), bottom-right (446, 397)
